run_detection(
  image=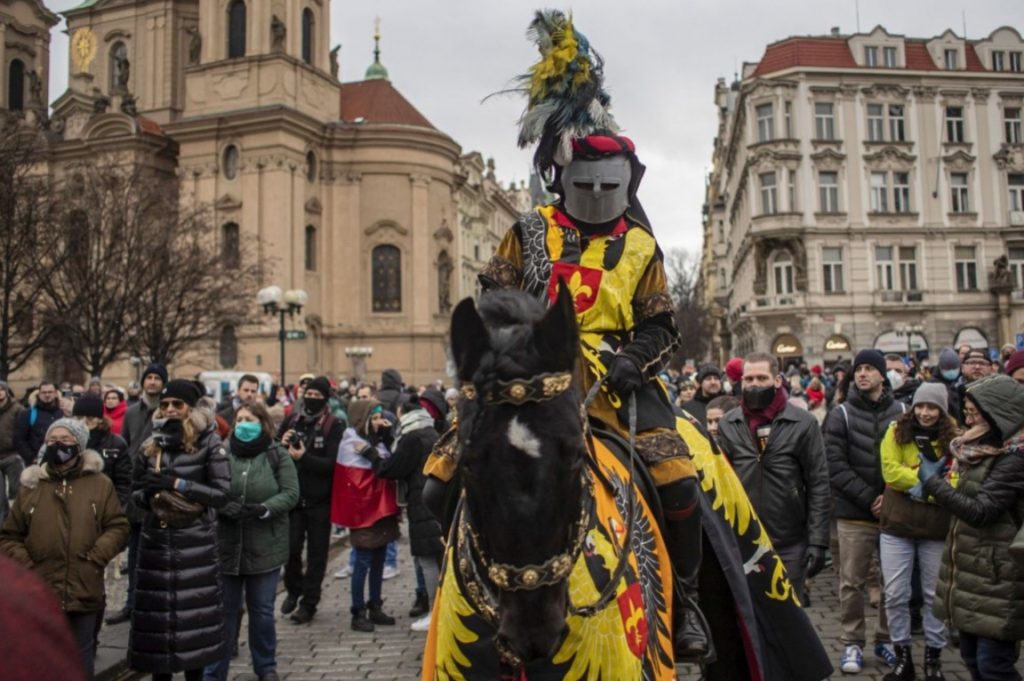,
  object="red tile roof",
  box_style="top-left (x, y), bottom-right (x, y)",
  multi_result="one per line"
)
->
top-left (752, 38), bottom-right (856, 77)
top-left (964, 45), bottom-right (986, 72)
top-left (904, 40), bottom-right (939, 70)
top-left (339, 79), bottom-right (436, 130)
